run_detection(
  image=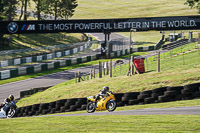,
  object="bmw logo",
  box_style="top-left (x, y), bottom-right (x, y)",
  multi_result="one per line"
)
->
top-left (8, 22), bottom-right (18, 33)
